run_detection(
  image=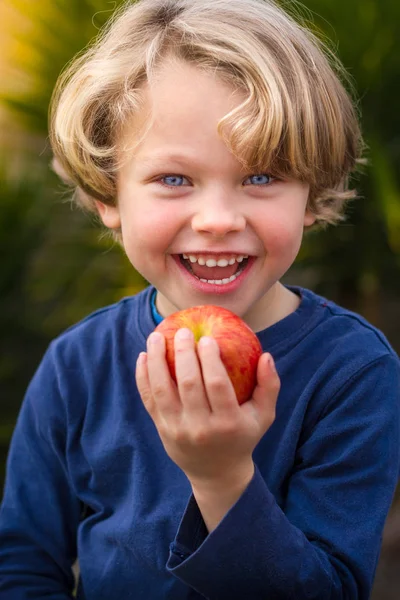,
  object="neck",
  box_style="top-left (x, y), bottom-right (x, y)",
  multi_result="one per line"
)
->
top-left (244, 282), bottom-right (300, 332)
